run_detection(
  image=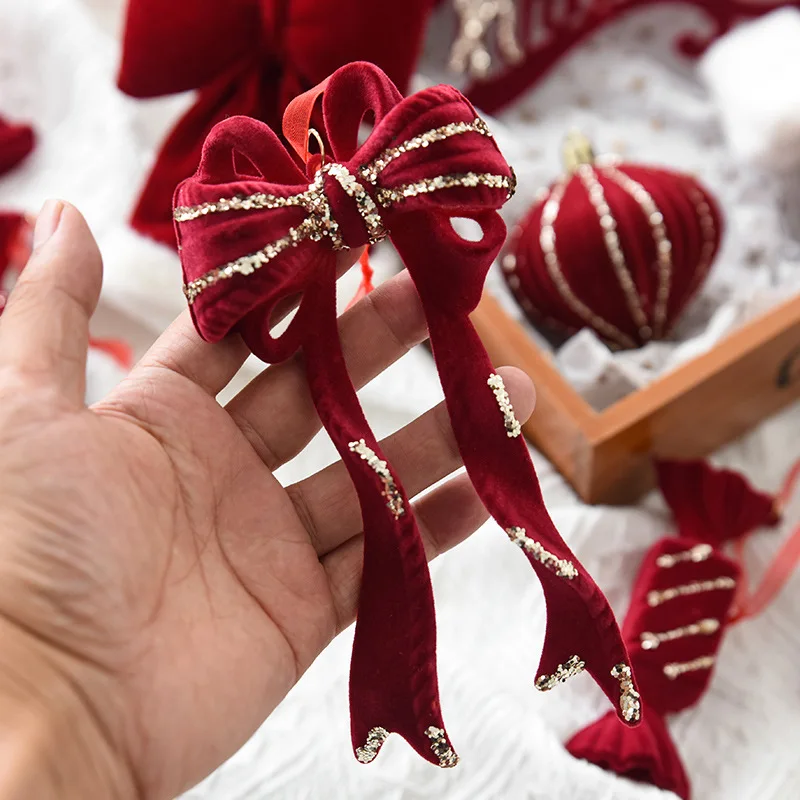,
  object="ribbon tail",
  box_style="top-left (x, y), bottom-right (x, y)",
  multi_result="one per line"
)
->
top-left (391, 217), bottom-right (637, 725)
top-left (297, 254), bottom-right (456, 768)
top-left (567, 710), bottom-right (690, 799)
